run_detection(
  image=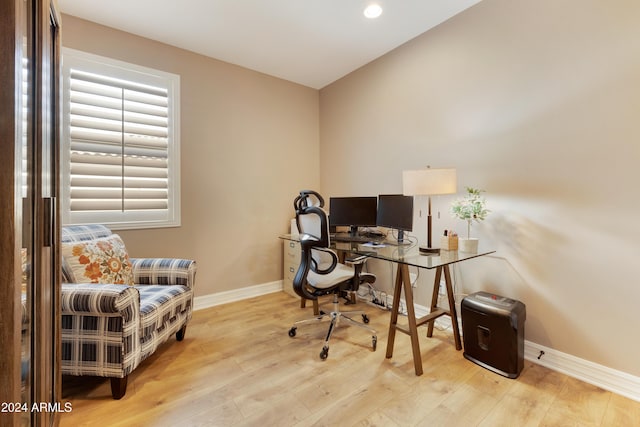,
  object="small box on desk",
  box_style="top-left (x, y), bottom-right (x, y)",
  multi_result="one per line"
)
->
top-left (440, 235), bottom-right (458, 251)
top-left (461, 291), bottom-right (526, 378)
